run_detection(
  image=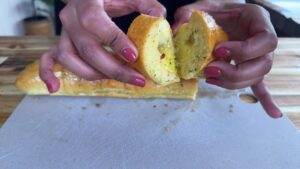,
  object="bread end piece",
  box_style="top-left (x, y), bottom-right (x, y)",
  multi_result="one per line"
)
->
top-left (175, 10), bottom-right (228, 80)
top-left (15, 62), bottom-right (198, 100)
top-left (128, 14), bottom-right (180, 86)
